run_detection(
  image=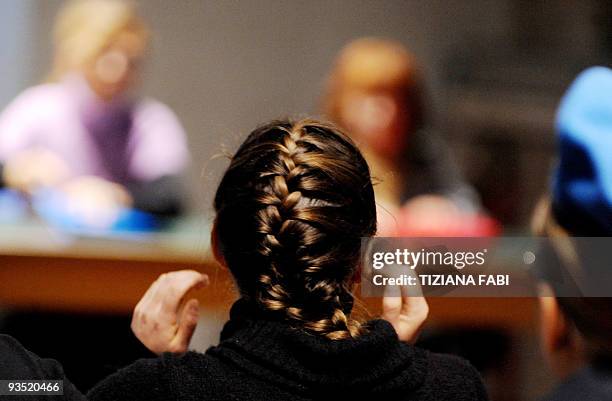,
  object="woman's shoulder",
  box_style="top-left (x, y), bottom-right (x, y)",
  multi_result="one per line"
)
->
top-left (1, 83), bottom-right (69, 118)
top-left (86, 351), bottom-right (219, 401)
top-left (0, 335), bottom-right (86, 401)
top-left (0, 334), bottom-right (66, 380)
top-left (87, 356), bottom-right (169, 401)
top-left (87, 341), bottom-right (487, 401)
top-left (414, 347), bottom-right (488, 401)
top-left (130, 97), bottom-right (187, 142)
top-left (132, 98), bottom-right (182, 125)
top-left (12, 82), bottom-right (68, 105)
